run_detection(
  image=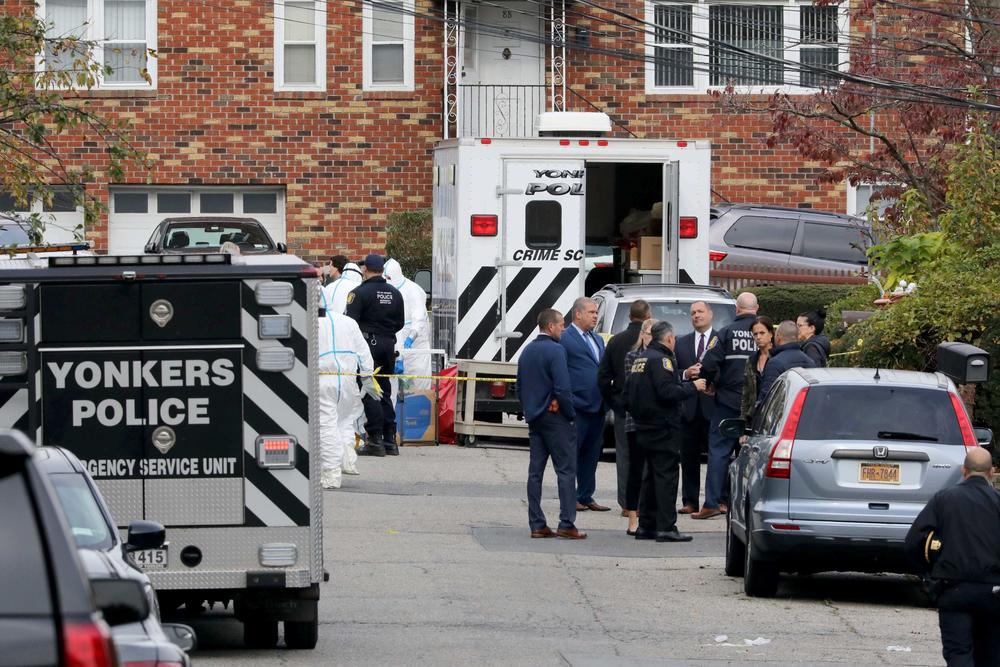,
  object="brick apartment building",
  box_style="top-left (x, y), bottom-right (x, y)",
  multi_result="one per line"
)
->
top-left (7, 0), bottom-right (874, 259)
